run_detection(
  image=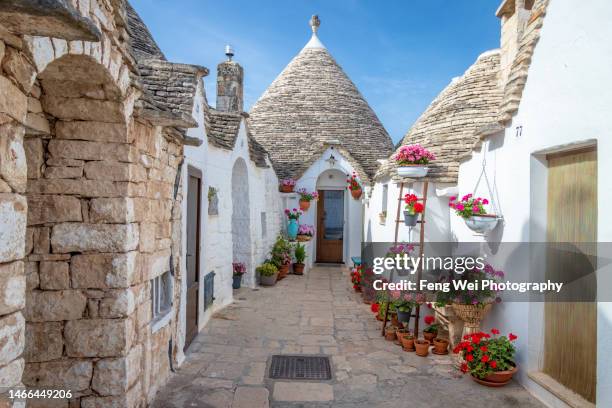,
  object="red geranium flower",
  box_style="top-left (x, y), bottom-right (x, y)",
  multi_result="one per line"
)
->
top-left (371, 303), bottom-right (380, 313)
top-left (424, 315), bottom-right (435, 325)
top-left (491, 328), bottom-right (500, 335)
top-left (509, 333), bottom-right (518, 341)
top-left (465, 354), bottom-right (474, 362)
top-left (490, 361), bottom-right (497, 369)
top-left (480, 346), bottom-right (488, 352)
top-left (460, 363), bottom-right (468, 373)
top-left (481, 355), bottom-right (489, 363)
